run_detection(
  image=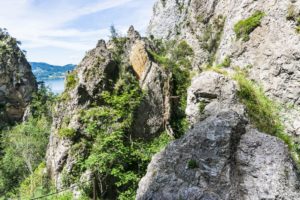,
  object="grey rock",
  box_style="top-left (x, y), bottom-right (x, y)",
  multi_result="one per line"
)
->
top-left (186, 71), bottom-right (244, 126)
top-left (136, 111), bottom-right (247, 200)
top-left (0, 29), bottom-right (37, 127)
top-left (237, 128), bottom-right (300, 199)
top-left (149, 0), bottom-right (300, 135)
top-left (46, 27), bottom-right (168, 191)
top-left (136, 112), bottom-right (300, 200)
